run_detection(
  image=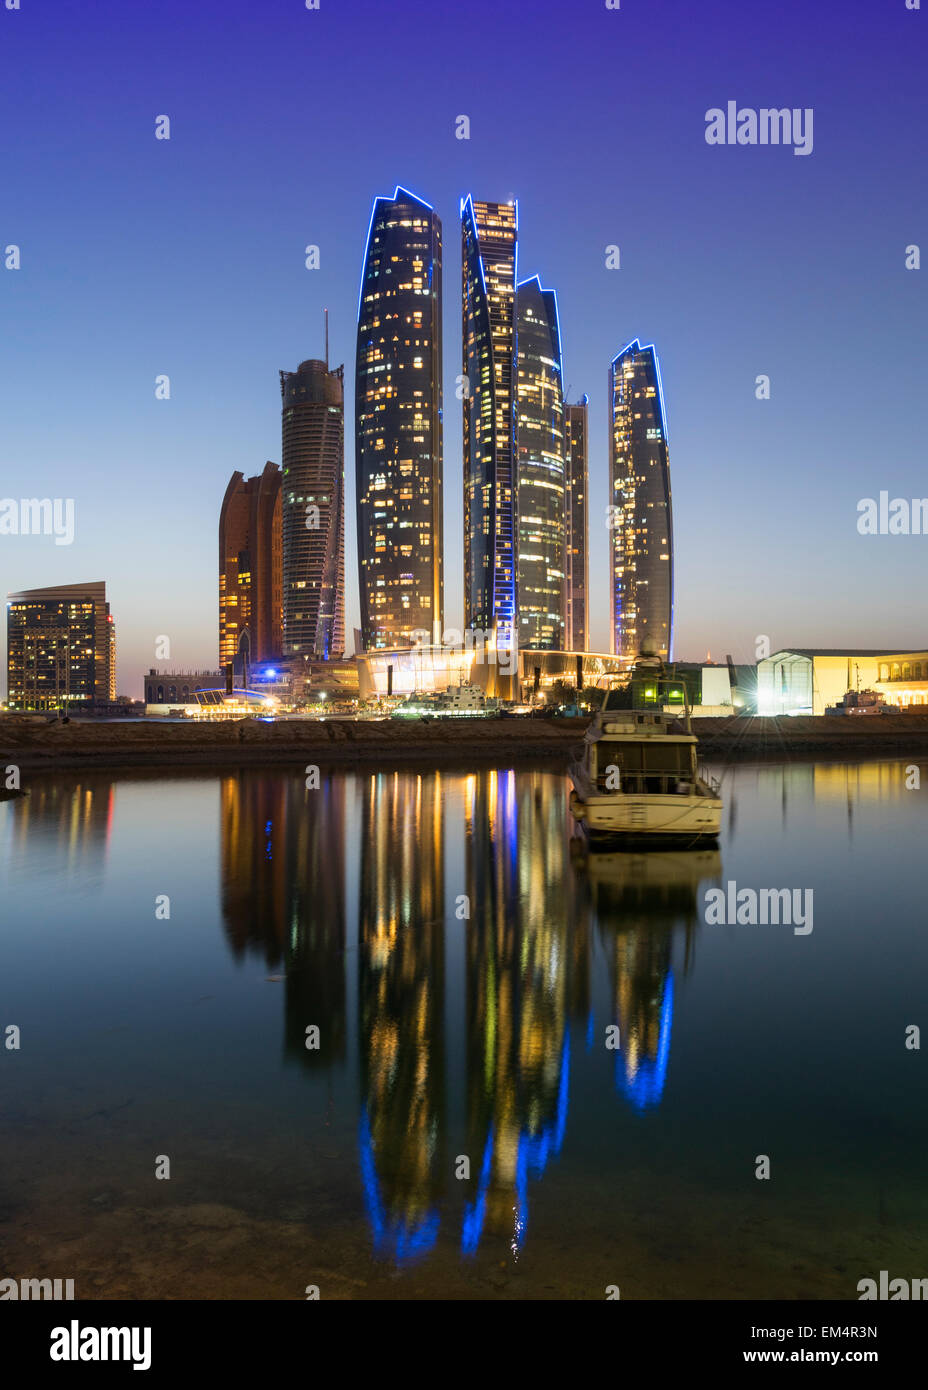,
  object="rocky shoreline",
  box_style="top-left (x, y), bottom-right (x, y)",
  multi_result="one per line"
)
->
top-left (2, 712), bottom-right (928, 773)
